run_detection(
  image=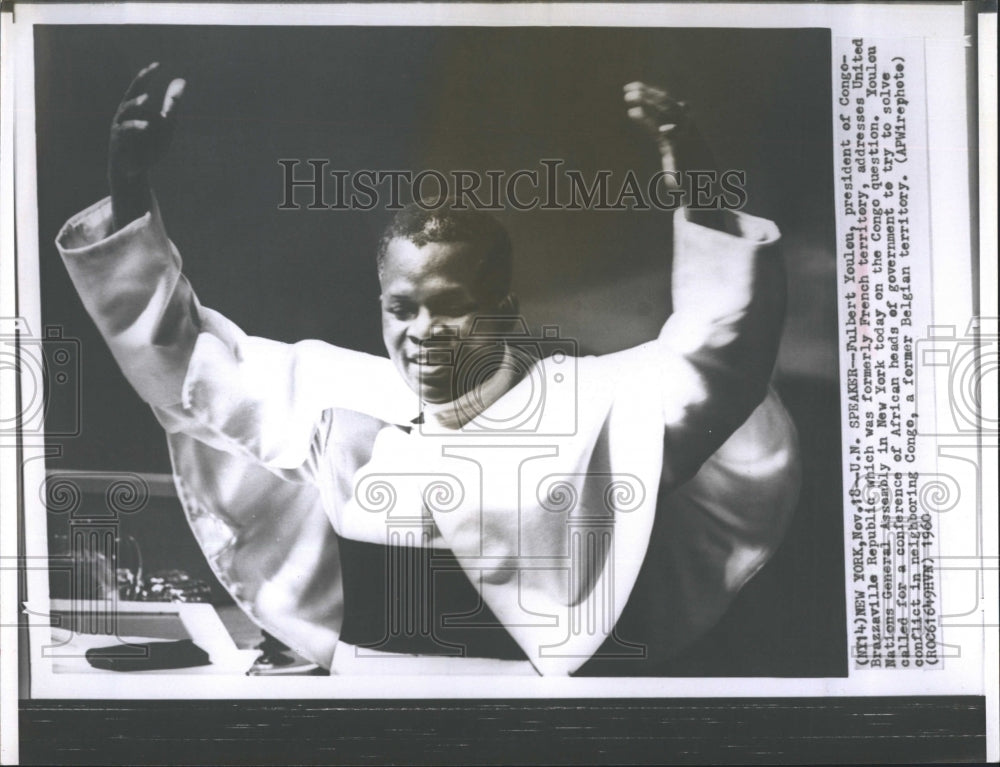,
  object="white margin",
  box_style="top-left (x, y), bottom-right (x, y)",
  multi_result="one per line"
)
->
top-left (0, 8), bottom-right (21, 766)
top-left (1, 0), bottom-right (987, 747)
top-left (976, 9), bottom-right (998, 763)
